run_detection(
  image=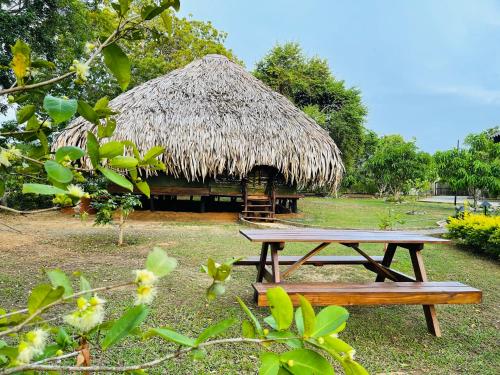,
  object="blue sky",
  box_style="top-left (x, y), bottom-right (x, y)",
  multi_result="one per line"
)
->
top-left (180, 0), bottom-right (500, 153)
